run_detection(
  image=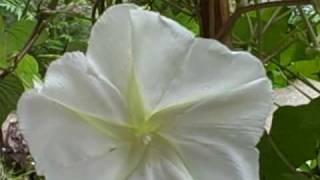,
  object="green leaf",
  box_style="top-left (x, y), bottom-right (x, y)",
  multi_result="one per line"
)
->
top-left (280, 41), bottom-right (309, 65)
top-left (259, 98), bottom-right (320, 180)
top-left (0, 16), bottom-right (6, 68)
top-left (232, 16), bottom-right (251, 43)
top-left (5, 21), bottom-right (35, 54)
top-left (266, 63), bottom-right (289, 88)
top-left (66, 40), bottom-right (88, 52)
top-left (14, 54), bottom-right (40, 89)
top-left (0, 15), bottom-right (4, 33)
top-left (0, 20), bottom-right (48, 68)
top-left (174, 13), bottom-right (199, 35)
top-left (288, 59), bottom-right (320, 81)
top-left (6, 20), bottom-right (47, 53)
top-left (261, 12), bottom-right (289, 53)
top-left (0, 75), bottom-right (24, 123)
